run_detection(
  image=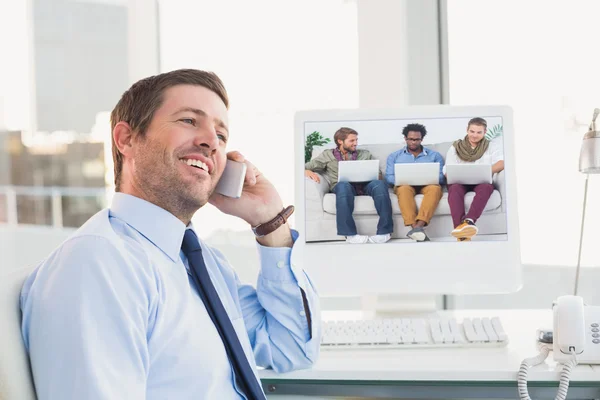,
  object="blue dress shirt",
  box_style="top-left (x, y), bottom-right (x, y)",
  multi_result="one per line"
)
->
top-left (20, 193), bottom-right (321, 399)
top-left (385, 146), bottom-right (445, 186)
